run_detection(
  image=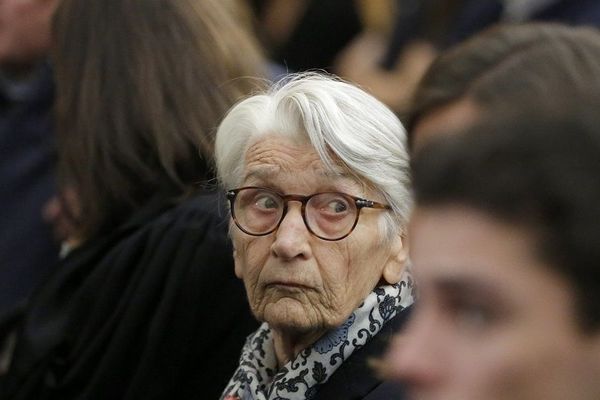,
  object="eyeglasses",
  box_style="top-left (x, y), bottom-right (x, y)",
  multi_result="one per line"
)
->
top-left (226, 186), bottom-right (391, 241)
